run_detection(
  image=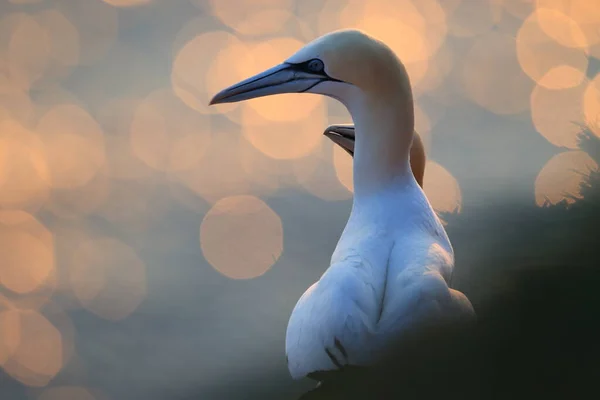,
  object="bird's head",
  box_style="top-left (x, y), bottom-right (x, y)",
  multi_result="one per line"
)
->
top-left (209, 29), bottom-right (411, 109)
top-left (324, 124), bottom-right (356, 156)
